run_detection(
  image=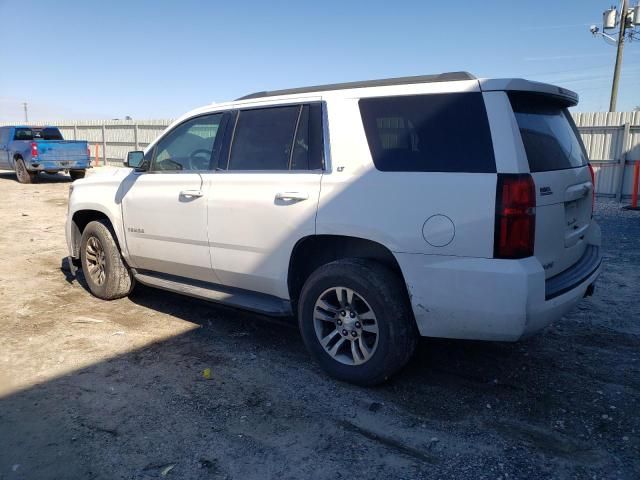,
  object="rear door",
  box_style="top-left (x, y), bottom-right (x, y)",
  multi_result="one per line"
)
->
top-left (206, 103), bottom-right (324, 299)
top-left (509, 92), bottom-right (593, 278)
